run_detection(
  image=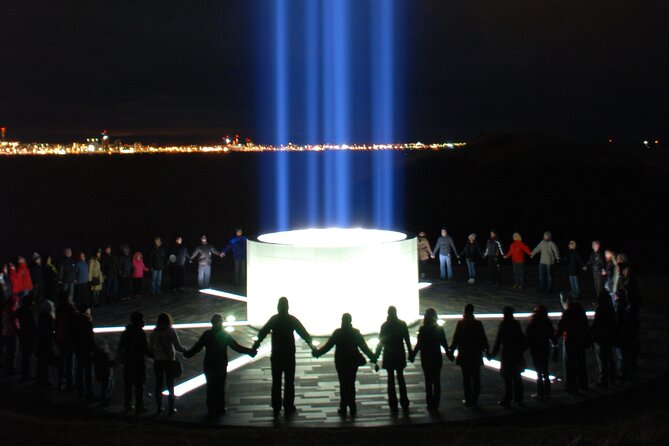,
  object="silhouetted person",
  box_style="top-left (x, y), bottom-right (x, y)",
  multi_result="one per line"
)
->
top-left (29, 253), bottom-right (45, 301)
top-left (55, 294), bottom-right (76, 389)
top-left (615, 256), bottom-right (640, 373)
top-left (555, 293), bottom-right (590, 392)
top-left (525, 305), bottom-right (555, 398)
top-left (149, 312), bottom-right (186, 415)
top-left (374, 306), bottom-right (412, 412)
top-left (584, 240), bottom-right (606, 297)
top-left (252, 297), bottom-right (313, 415)
top-left (16, 295), bottom-right (37, 381)
top-left (313, 313), bottom-right (376, 417)
top-left (450, 304), bottom-right (489, 406)
top-left (409, 308), bottom-right (451, 412)
top-left (223, 228), bottom-right (248, 287)
top-left (484, 230), bottom-right (504, 284)
top-left (148, 237), bottom-right (167, 297)
top-left (190, 235), bottom-right (222, 289)
top-left (101, 246), bottom-right (120, 304)
top-left (168, 236), bottom-right (189, 293)
top-left (117, 312), bottom-right (150, 413)
top-left (35, 299), bottom-right (55, 387)
top-left (184, 314), bottom-right (256, 416)
top-left (490, 306), bottom-right (527, 407)
top-left (118, 245), bottom-right (133, 301)
top-left (589, 292), bottom-right (616, 388)
top-left (72, 304), bottom-right (96, 400)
